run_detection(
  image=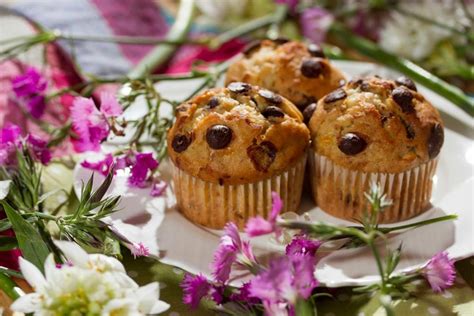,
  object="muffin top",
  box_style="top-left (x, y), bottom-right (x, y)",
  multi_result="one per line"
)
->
top-left (308, 76), bottom-right (444, 173)
top-left (225, 39), bottom-right (345, 110)
top-left (167, 82), bottom-right (310, 185)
